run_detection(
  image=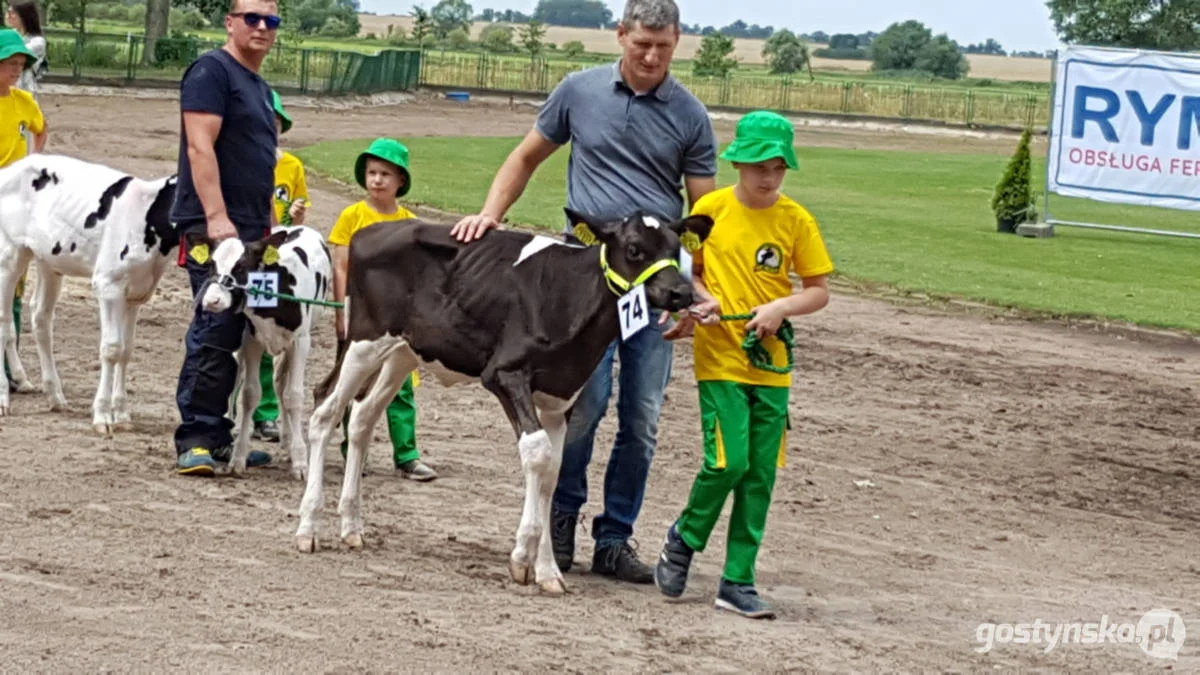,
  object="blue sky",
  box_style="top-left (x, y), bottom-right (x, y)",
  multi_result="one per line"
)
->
top-left (360, 0), bottom-right (1065, 53)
